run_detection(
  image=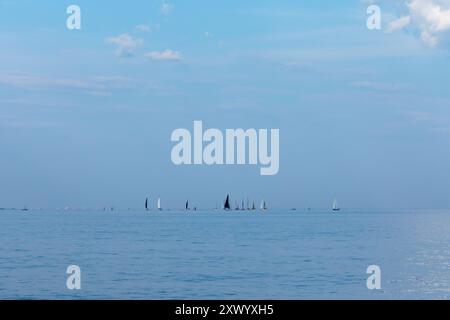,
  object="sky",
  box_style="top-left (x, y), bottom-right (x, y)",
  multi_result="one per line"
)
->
top-left (1, 0), bottom-right (450, 210)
